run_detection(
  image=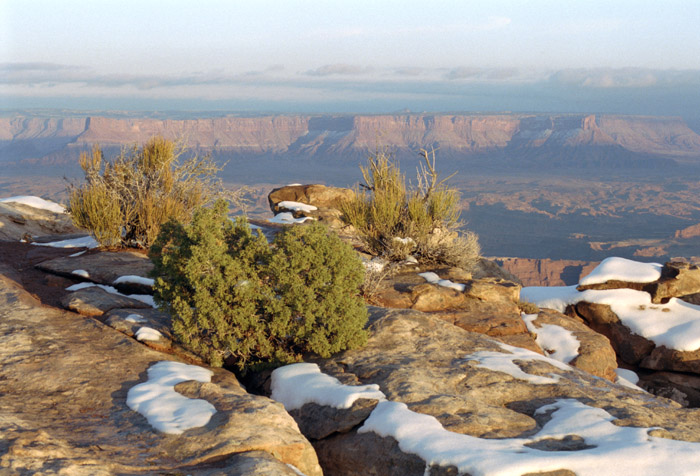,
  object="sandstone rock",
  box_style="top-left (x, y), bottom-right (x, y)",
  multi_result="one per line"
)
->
top-left (268, 184), bottom-right (356, 229)
top-left (576, 261), bottom-right (700, 305)
top-left (639, 372), bottom-right (700, 408)
top-left (463, 277), bottom-right (520, 303)
top-left (61, 286), bottom-right (151, 316)
top-left (641, 346), bottom-right (700, 375)
top-left (289, 306), bottom-right (700, 475)
top-left (436, 301), bottom-right (528, 337)
top-left (0, 268), bottom-right (321, 475)
top-left (646, 261), bottom-right (700, 303)
top-left (268, 183), bottom-right (355, 212)
top-left (572, 301), bottom-right (656, 365)
top-left (36, 249), bottom-right (154, 291)
top-left (410, 283), bottom-right (466, 311)
top-left (289, 398), bottom-right (379, 440)
top-left (529, 309), bottom-right (618, 381)
top-left (0, 201), bottom-right (79, 242)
